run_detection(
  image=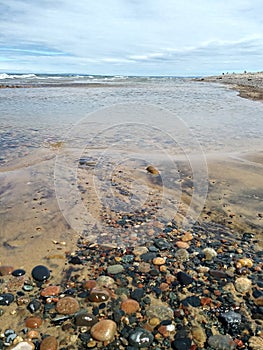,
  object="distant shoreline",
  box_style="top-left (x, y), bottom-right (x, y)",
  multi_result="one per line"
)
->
top-left (194, 71), bottom-right (263, 101)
